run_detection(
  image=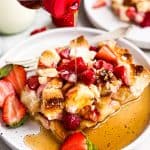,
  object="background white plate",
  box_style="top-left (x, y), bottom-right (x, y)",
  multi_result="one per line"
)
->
top-left (0, 28), bottom-right (150, 150)
top-left (84, 0), bottom-right (150, 49)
